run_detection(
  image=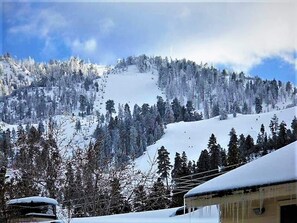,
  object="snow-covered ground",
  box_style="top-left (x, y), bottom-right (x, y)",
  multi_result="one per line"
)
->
top-left (135, 106), bottom-right (297, 173)
top-left (71, 206), bottom-right (219, 223)
top-left (100, 65), bottom-right (163, 113)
